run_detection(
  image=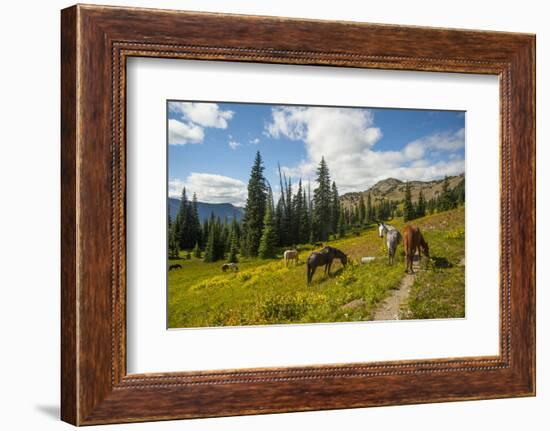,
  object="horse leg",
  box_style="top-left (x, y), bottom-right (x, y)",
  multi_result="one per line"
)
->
top-left (309, 265), bottom-right (317, 285)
